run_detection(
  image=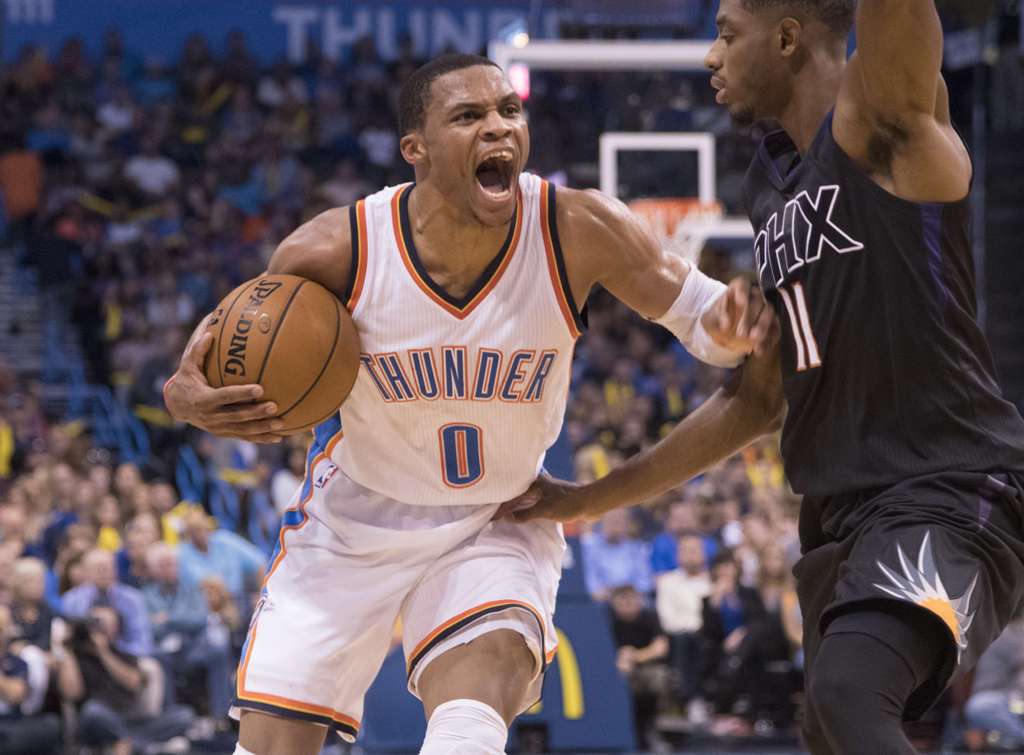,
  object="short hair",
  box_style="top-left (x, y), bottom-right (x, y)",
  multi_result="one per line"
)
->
top-left (609, 585), bottom-right (639, 600)
top-left (741, 0), bottom-right (856, 36)
top-left (13, 557), bottom-right (45, 581)
top-left (398, 53), bottom-right (501, 136)
top-left (711, 549), bottom-right (737, 570)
